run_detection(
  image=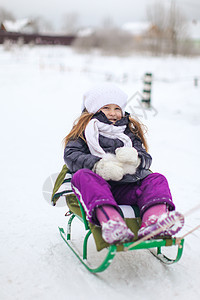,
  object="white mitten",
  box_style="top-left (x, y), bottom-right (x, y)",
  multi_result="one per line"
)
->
top-left (122, 159), bottom-right (141, 175)
top-left (115, 147), bottom-right (139, 165)
top-left (115, 147), bottom-right (141, 175)
top-left (93, 153), bottom-right (124, 181)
